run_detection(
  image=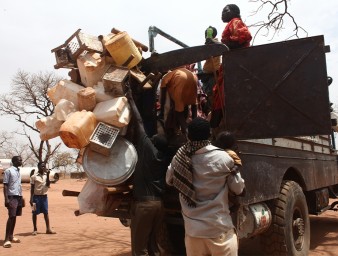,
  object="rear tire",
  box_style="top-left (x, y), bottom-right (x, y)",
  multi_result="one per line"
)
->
top-left (261, 180), bottom-right (310, 255)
